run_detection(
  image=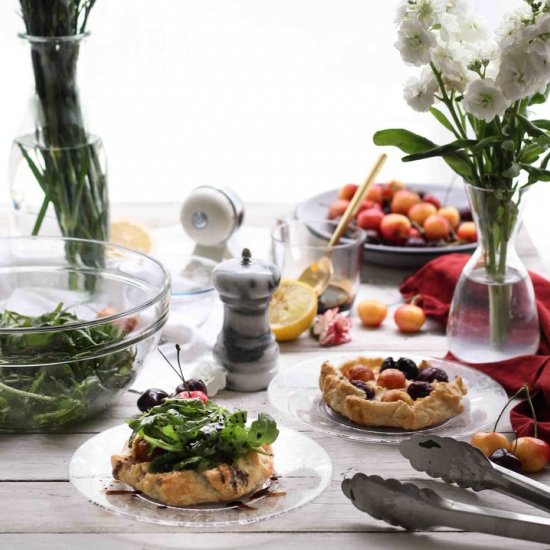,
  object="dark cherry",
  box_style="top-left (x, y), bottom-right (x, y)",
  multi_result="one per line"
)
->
top-left (489, 448), bottom-right (522, 472)
top-left (351, 380), bottom-right (375, 400)
top-left (405, 236), bottom-right (426, 248)
top-left (379, 357), bottom-right (396, 373)
top-left (427, 239), bottom-right (447, 247)
top-left (417, 367), bottom-right (449, 383)
top-left (175, 378), bottom-right (207, 395)
top-left (395, 357), bottom-right (419, 380)
top-left (365, 230), bottom-right (382, 244)
top-left (458, 207), bottom-right (473, 221)
top-left (137, 388), bottom-right (169, 412)
top-left (407, 381), bottom-right (432, 400)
